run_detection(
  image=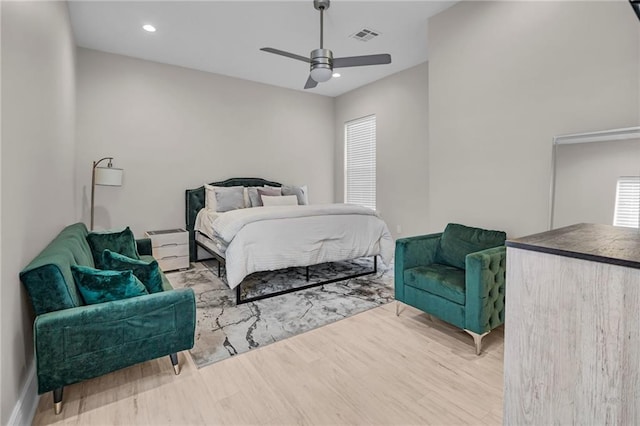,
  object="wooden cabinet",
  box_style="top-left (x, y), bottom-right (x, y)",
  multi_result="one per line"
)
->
top-left (145, 228), bottom-right (189, 272)
top-left (504, 223), bottom-right (640, 424)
